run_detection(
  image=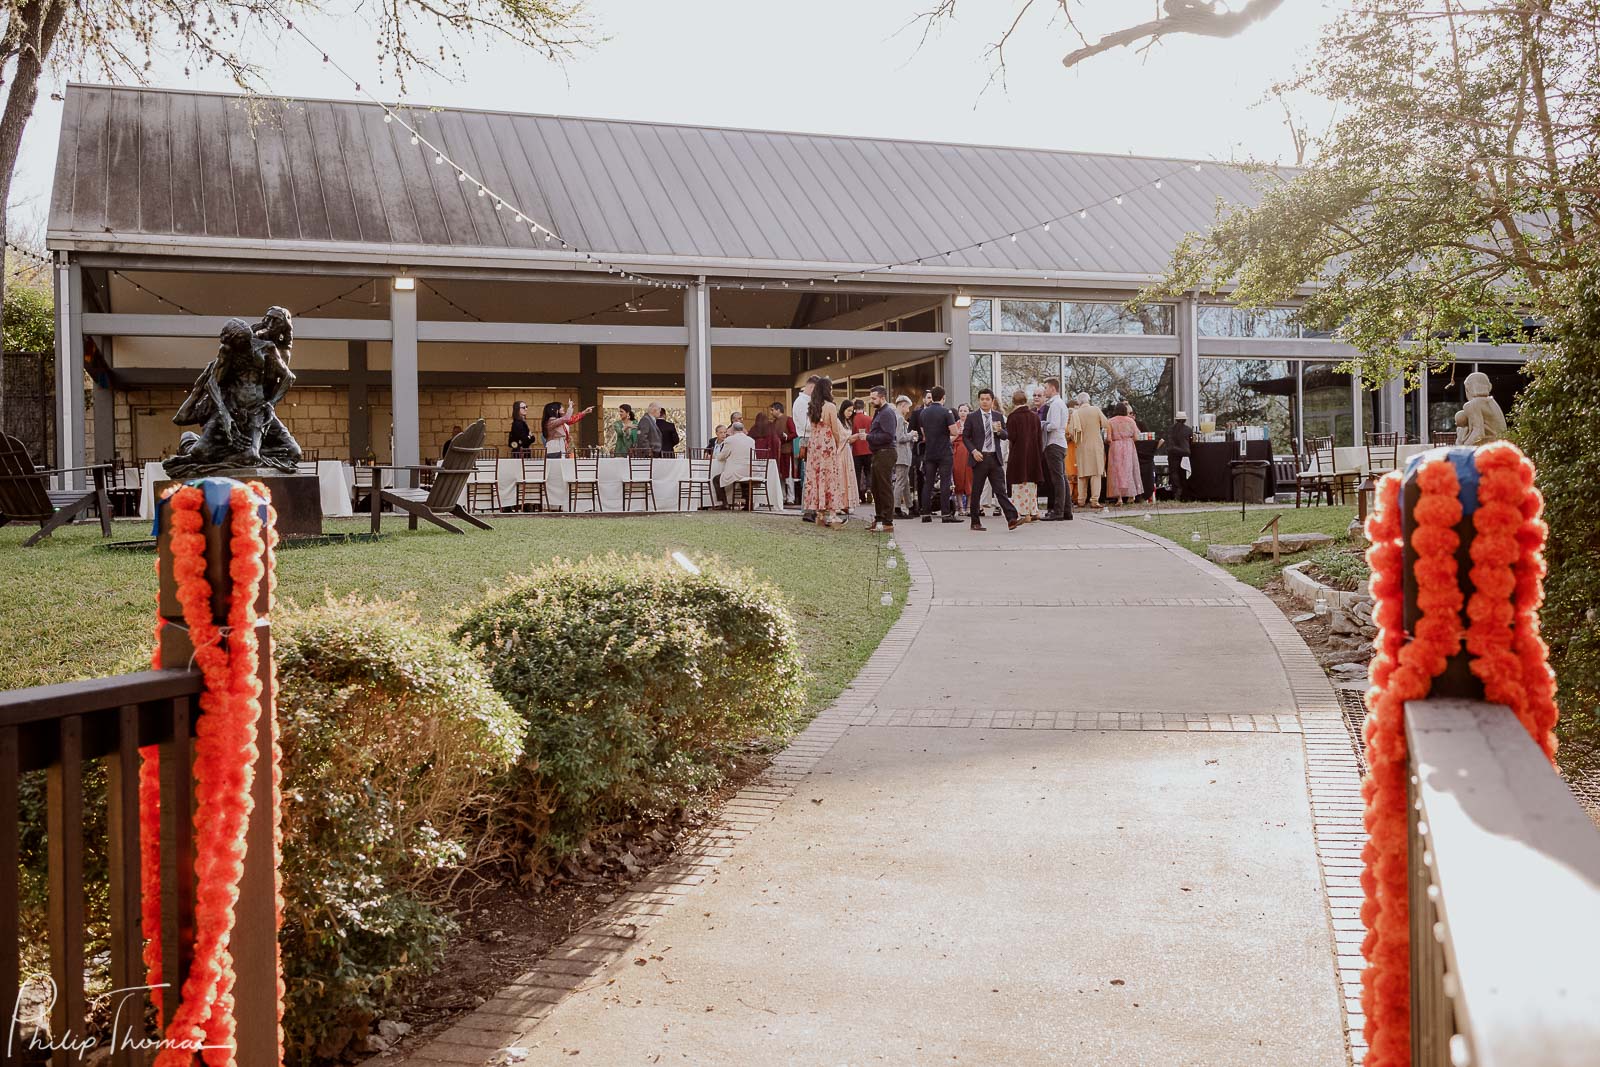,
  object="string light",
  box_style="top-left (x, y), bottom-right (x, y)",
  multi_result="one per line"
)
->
top-left (278, 18), bottom-right (688, 292)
